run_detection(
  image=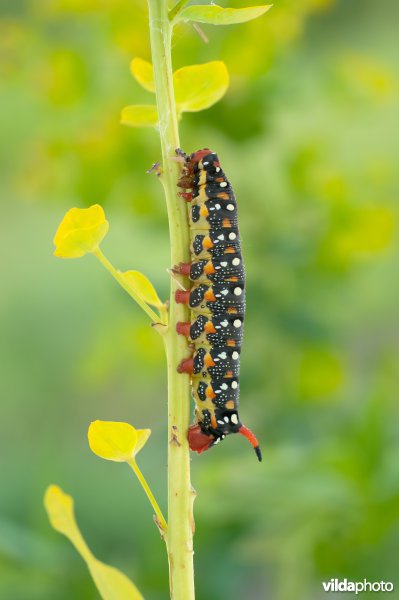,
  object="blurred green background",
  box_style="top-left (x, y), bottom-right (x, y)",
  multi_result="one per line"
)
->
top-left (1, 0), bottom-right (399, 598)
